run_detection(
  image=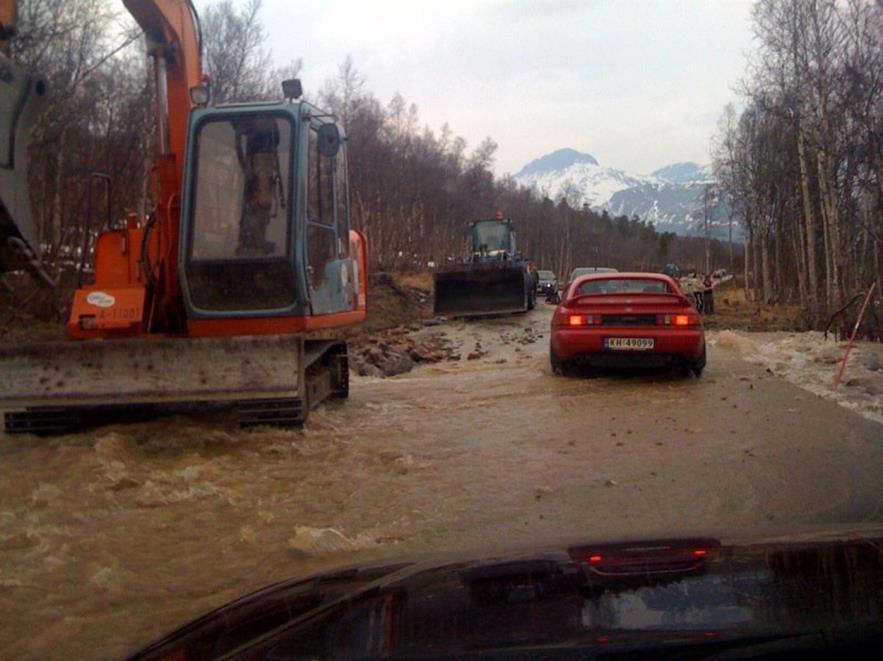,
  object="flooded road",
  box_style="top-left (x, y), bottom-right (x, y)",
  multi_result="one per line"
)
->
top-left (2, 306), bottom-right (883, 659)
